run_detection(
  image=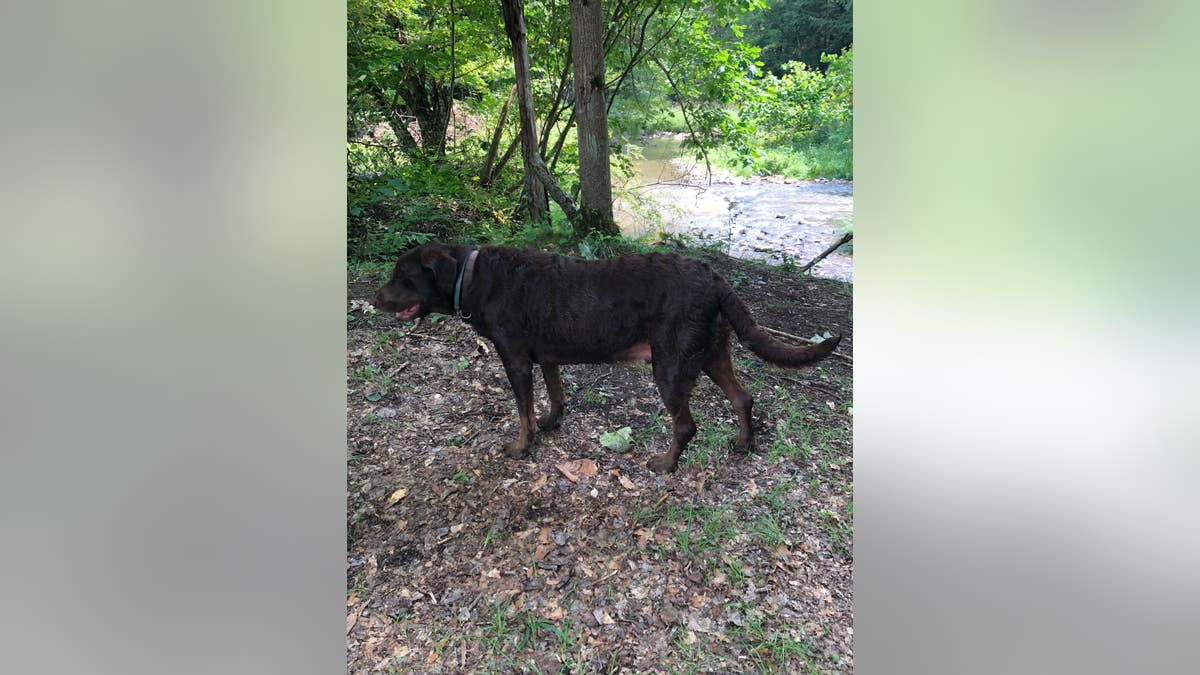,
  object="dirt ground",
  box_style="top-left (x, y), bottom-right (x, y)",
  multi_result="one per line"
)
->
top-left (347, 245), bottom-right (853, 674)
